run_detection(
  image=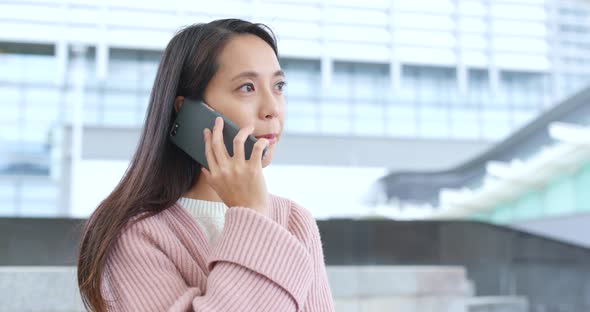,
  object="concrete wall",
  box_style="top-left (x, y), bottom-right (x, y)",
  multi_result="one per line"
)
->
top-left (319, 219), bottom-right (590, 312)
top-left (1, 217), bottom-right (586, 311)
top-left (0, 266), bottom-right (528, 312)
top-left (329, 265), bottom-right (473, 312)
top-left (0, 267), bottom-right (83, 312)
